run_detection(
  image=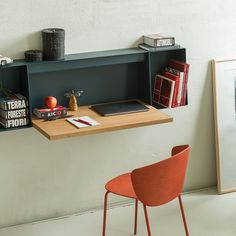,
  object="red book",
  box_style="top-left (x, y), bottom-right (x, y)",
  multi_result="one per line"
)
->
top-left (167, 59), bottom-right (190, 106)
top-left (164, 66), bottom-right (184, 106)
top-left (162, 71), bottom-right (180, 107)
top-left (33, 106), bottom-right (67, 119)
top-left (153, 74), bottom-right (175, 108)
